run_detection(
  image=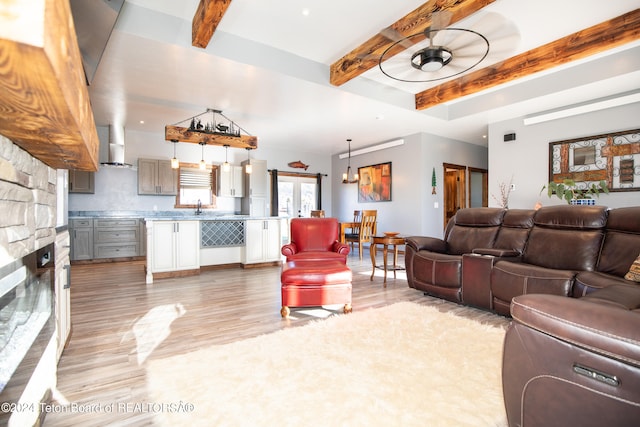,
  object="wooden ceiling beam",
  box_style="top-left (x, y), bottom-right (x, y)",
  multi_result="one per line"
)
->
top-left (192, 0), bottom-right (232, 49)
top-left (165, 125), bottom-right (257, 149)
top-left (415, 9), bottom-right (640, 110)
top-left (329, 0), bottom-right (495, 87)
